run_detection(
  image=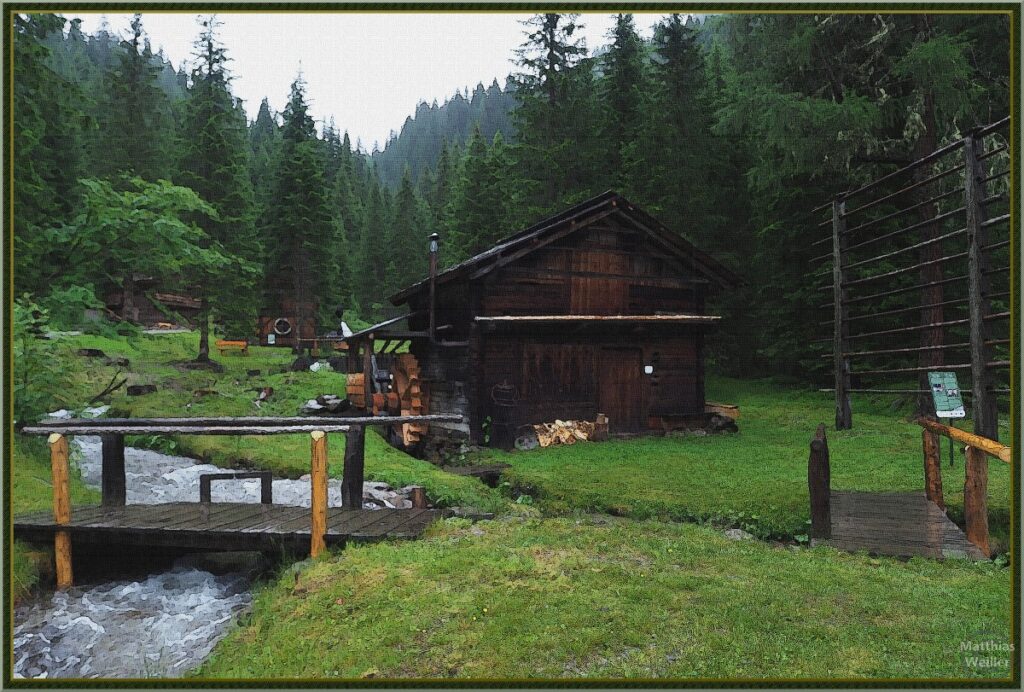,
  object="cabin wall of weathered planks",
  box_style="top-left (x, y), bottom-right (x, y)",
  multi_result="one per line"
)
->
top-left (478, 223), bottom-right (707, 317)
top-left (401, 216), bottom-right (714, 447)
